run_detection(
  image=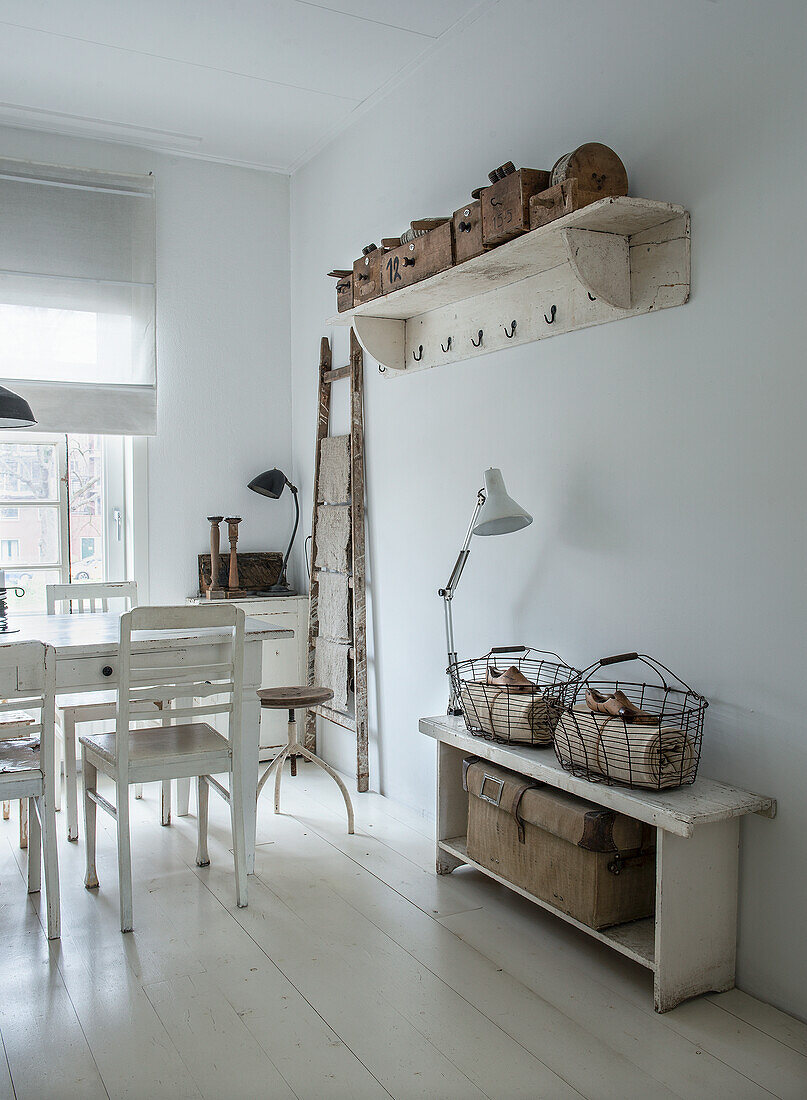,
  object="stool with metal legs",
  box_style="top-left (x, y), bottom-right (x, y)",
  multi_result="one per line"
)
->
top-left (256, 687), bottom-right (354, 833)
